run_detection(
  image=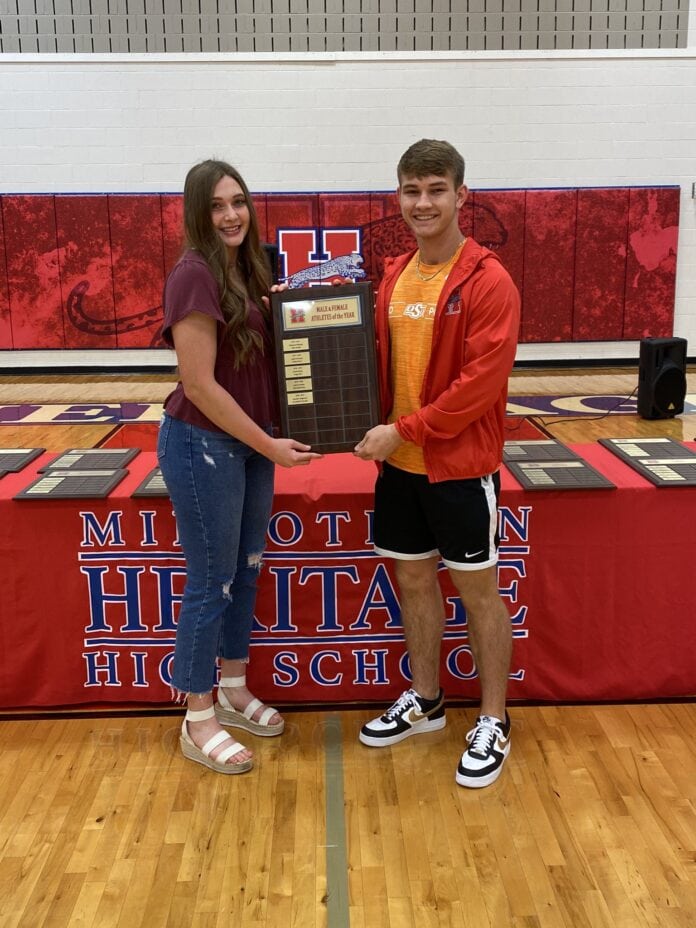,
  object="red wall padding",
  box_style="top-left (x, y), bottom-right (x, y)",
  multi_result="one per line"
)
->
top-left (55, 194), bottom-right (118, 349)
top-left (0, 204), bottom-right (12, 349)
top-left (3, 196), bottom-right (65, 349)
top-left (573, 188), bottom-right (631, 341)
top-left (0, 187), bottom-right (679, 350)
top-left (623, 188), bottom-right (680, 340)
top-left (521, 189), bottom-right (576, 342)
